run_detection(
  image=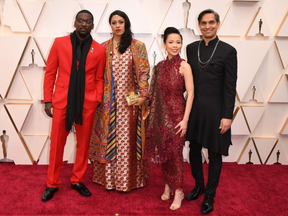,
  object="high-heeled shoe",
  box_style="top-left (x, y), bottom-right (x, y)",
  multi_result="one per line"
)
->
top-left (161, 193), bottom-right (171, 201)
top-left (161, 185), bottom-right (172, 201)
top-left (170, 190), bottom-right (184, 210)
